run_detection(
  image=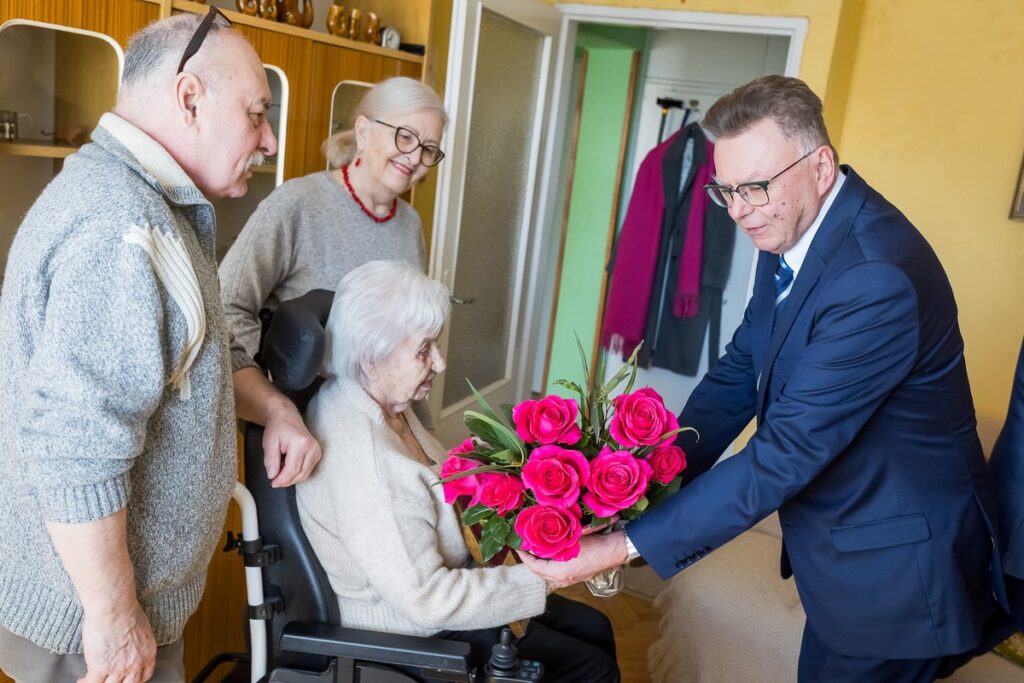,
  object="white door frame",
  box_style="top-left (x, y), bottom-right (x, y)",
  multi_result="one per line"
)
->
top-left (520, 4), bottom-right (809, 396)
